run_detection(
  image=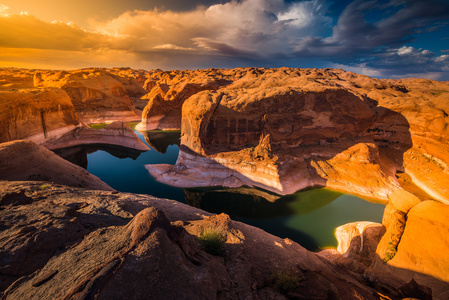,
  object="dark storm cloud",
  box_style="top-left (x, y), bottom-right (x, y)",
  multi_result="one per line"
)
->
top-left (290, 0), bottom-right (449, 79)
top-left (1, 0), bottom-right (449, 79)
top-left (295, 0), bottom-right (449, 56)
